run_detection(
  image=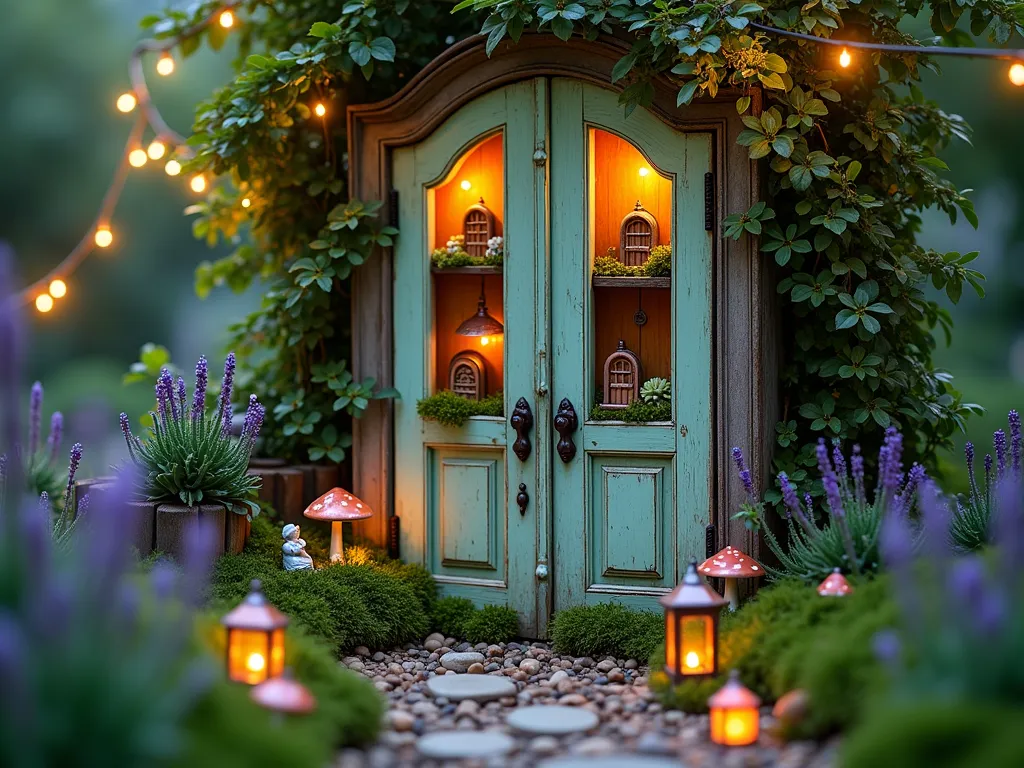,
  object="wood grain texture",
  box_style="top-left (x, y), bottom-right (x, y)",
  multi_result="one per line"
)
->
top-left (433, 273), bottom-right (504, 395)
top-left (431, 132), bottom-right (504, 250)
top-left (593, 286), bottom-right (671, 387)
